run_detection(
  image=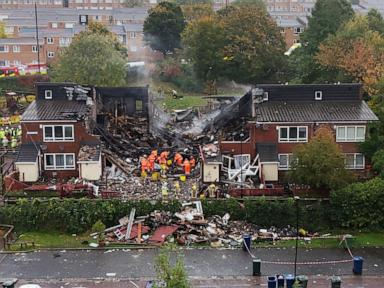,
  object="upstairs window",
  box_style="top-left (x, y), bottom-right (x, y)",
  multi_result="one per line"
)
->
top-left (43, 125), bottom-right (74, 142)
top-left (279, 126), bottom-right (308, 143)
top-left (336, 126), bottom-right (365, 142)
top-left (345, 153), bottom-right (365, 169)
